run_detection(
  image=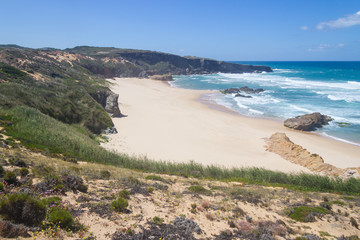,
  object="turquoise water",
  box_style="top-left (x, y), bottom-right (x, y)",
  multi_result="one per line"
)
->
top-left (172, 62), bottom-right (360, 145)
